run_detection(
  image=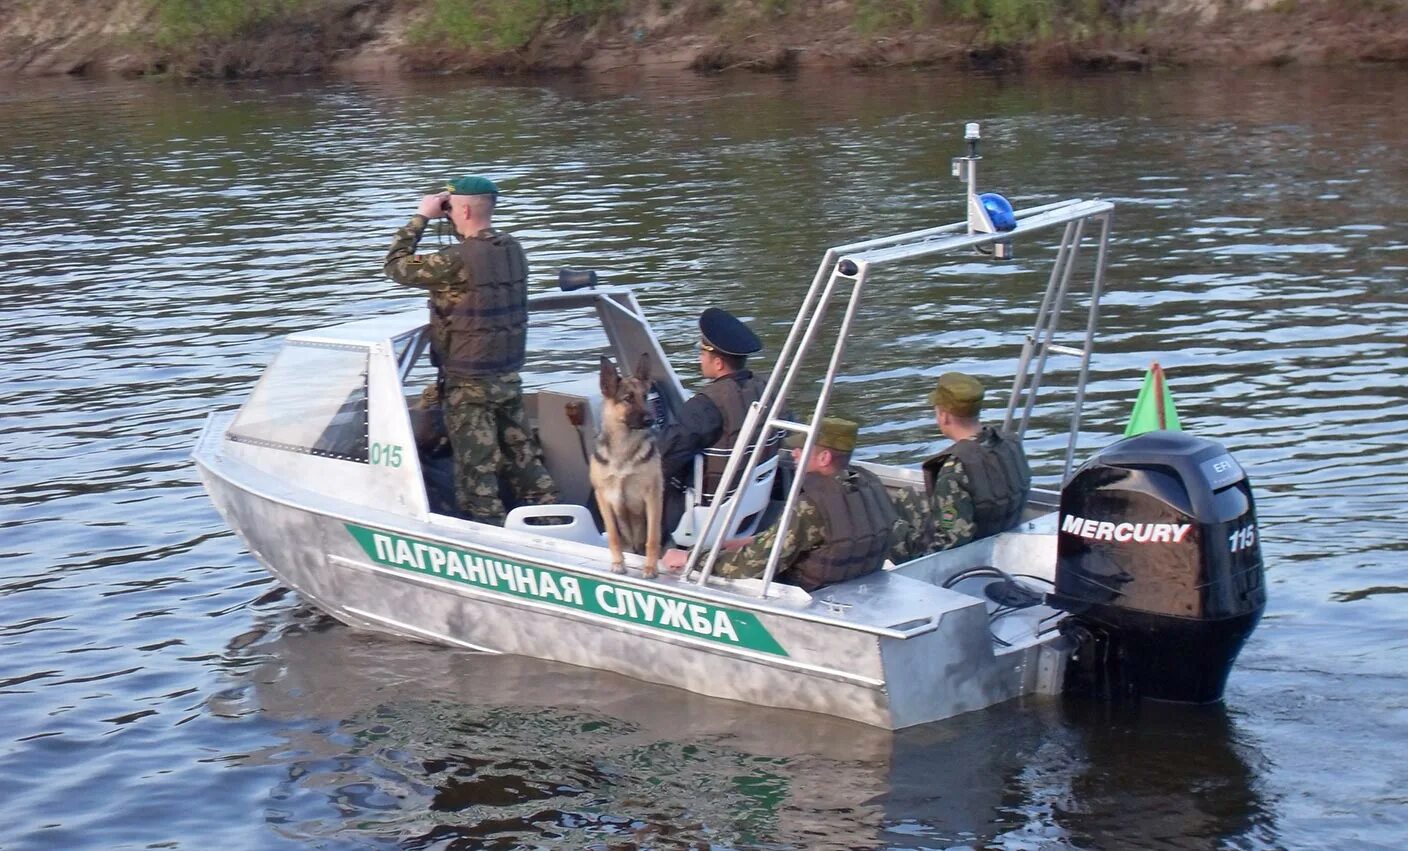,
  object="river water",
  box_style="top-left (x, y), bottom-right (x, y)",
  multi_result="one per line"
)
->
top-left (1, 66), bottom-right (1405, 849)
